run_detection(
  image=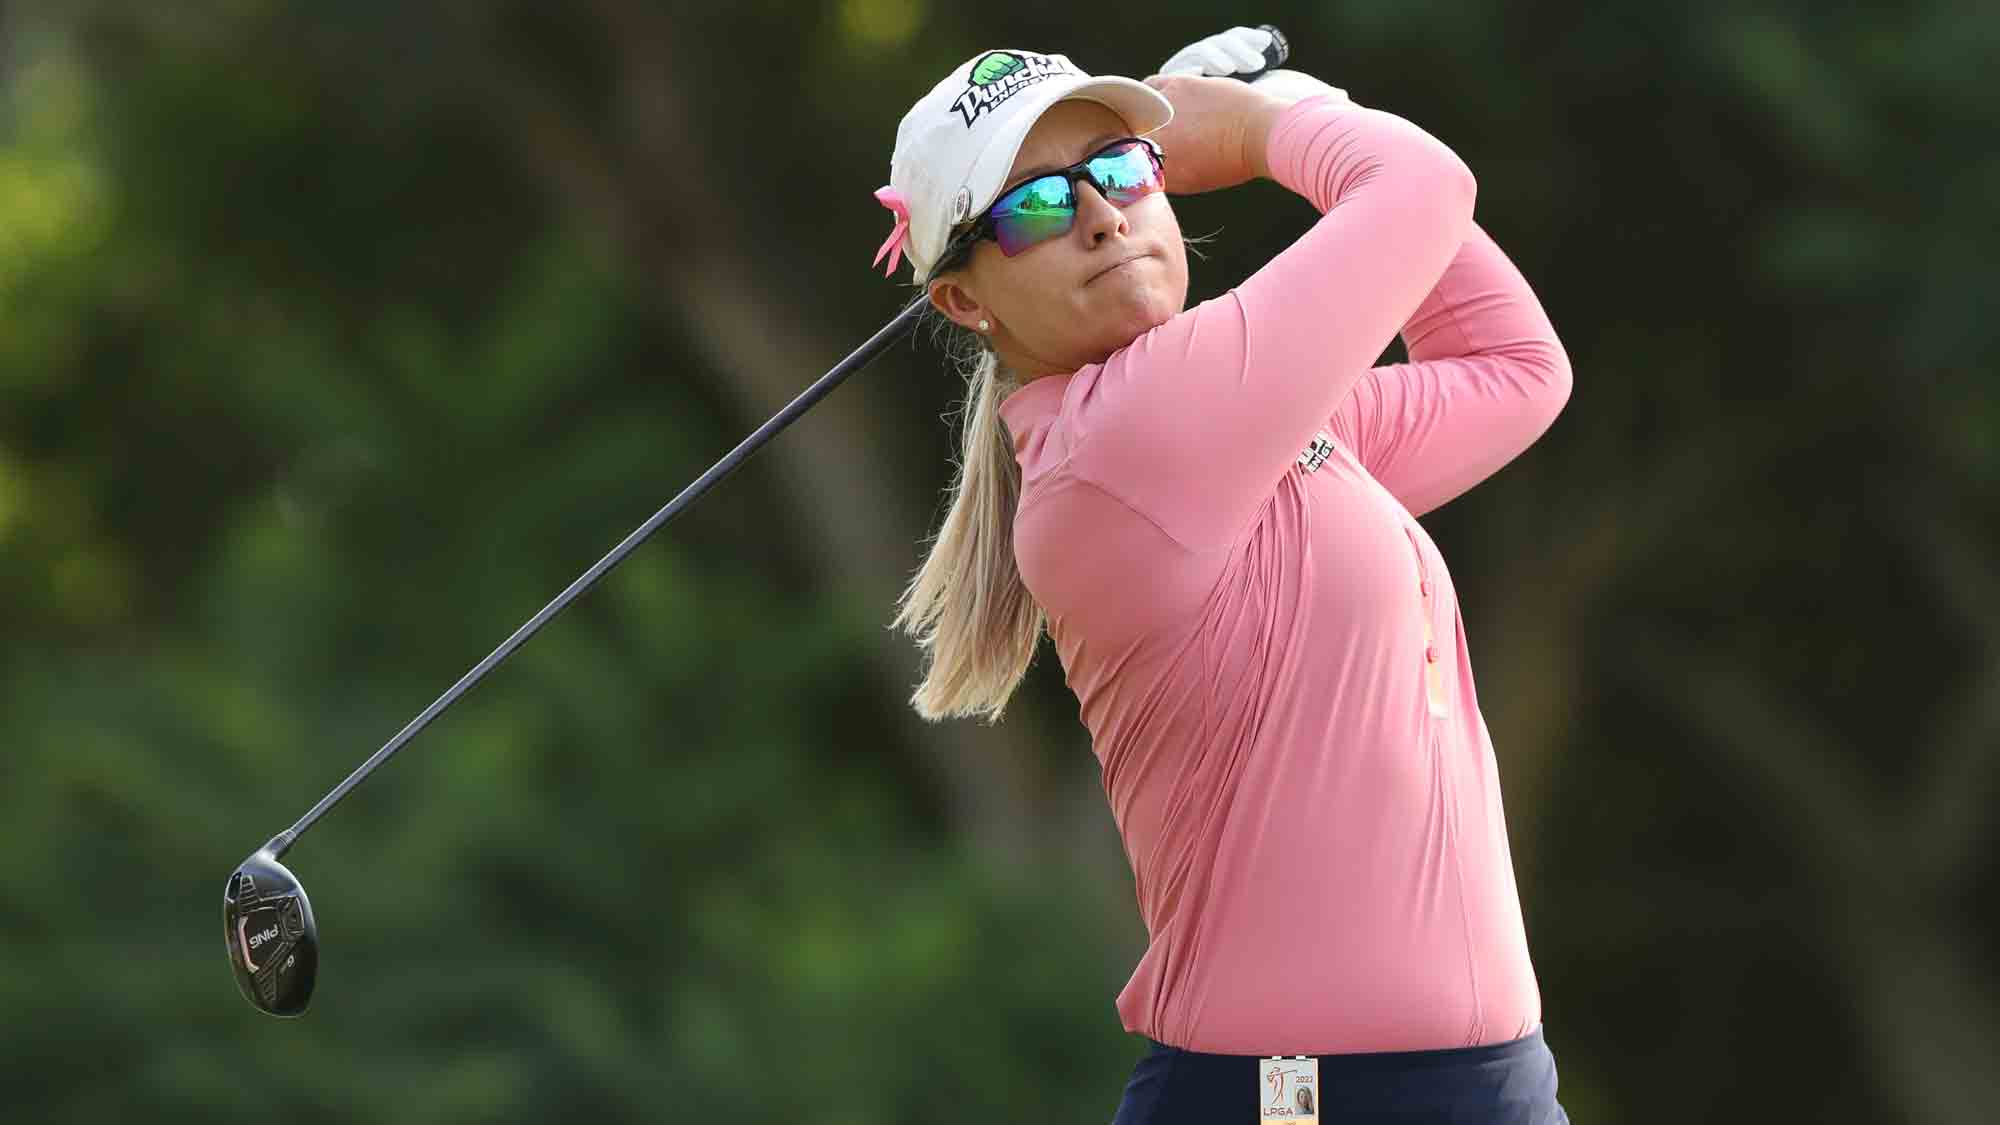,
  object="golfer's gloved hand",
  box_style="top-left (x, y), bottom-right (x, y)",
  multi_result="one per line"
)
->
top-left (1159, 25), bottom-right (1274, 78)
top-left (1157, 25), bottom-right (1352, 107)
